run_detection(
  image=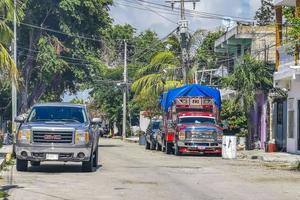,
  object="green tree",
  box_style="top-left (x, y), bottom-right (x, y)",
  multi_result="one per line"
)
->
top-left (17, 0), bottom-right (113, 112)
top-left (223, 55), bottom-right (273, 145)
top-left (254, 0), bottom-right (274, 26)
top-left (0, 0), bottom-right (18, 82)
